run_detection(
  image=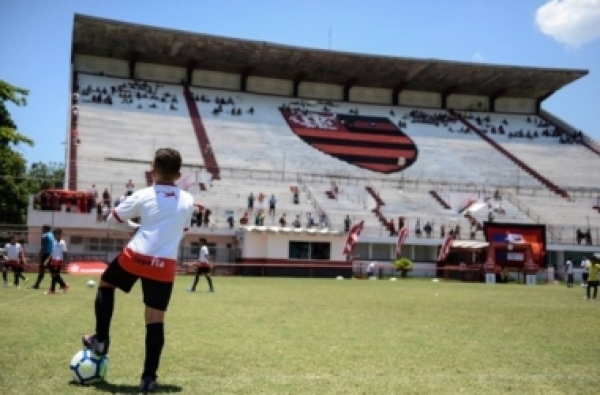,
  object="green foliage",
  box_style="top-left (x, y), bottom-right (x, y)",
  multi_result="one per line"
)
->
top-left (0, 80), bottom-right (37, 224)
top-left (394, 257), bottom-right (414, 272)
